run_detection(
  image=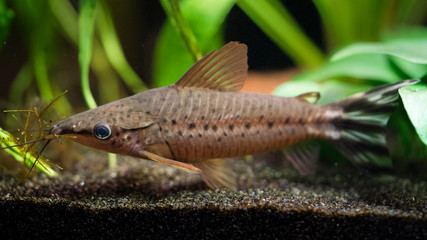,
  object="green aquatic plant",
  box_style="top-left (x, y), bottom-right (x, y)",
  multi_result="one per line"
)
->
top-left (159, 0), bottom-right (202, 62)
top-left (237, 0), bottom-right (325, 69)
top-left (78, 0), bottom-right (117, 168)
top-left (2, 0), bottom-right (151, 171)
top-left (273, 29), bottom-right (427, 163)
top-left (7, 0), bottom-right (148, 109)
top-left (0, 127), bottom-right (57, 177)
top-left (1, 0), bottom-right (426, 173)
top-left (79, 0), bottom-right (97, 109)
top-left (0, 92), bottom-right (67, 177)
top-left (157, 0), bottom-right (427, 165)
top-left (155, 0), bottom-right (236, 87)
